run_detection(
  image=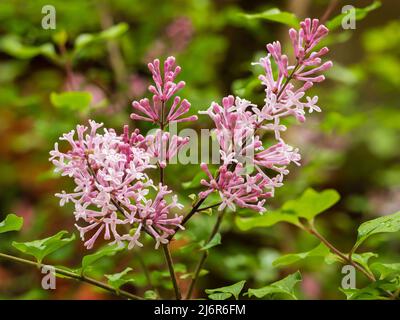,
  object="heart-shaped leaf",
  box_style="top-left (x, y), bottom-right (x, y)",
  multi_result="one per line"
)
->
top-left (0, 214), bottom-right (23, 234)
top-left (246, 271), bottom-right (302, 300)
top-left (105, 267), bottom-right (135, 292)
top-left (12, 231), bottom-right (75, 264)
top-left (354, 211), bottom-right (400, 250)
top-left (282, 188), bottom-right (340, 221)
top-left (205, 280), bottom-right (246, 300)
top-left (200, 233), bottom-right (221, 251)
top-left (273, 243), bottom-right (330, 267)
top-left (81, 243), bottom-right (124, 274)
